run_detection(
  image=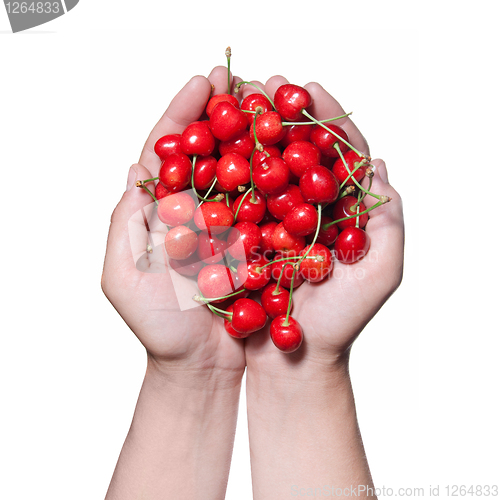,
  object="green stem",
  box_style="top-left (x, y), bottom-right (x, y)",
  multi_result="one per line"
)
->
top-left (236, 81), bottom-right (276, 110)
top-left (225, 47), bottom-right (231, 95)
top-left (139, 176), bottom-right (159, 184)
top-left (281, 112), bottom-right (352, 126)
top-left (301, 109), bottom-right (366, 158)
top-left (191, 156), bottom-right (221, 203)
top-left (225, 192), bottom-right (230, 207)
top-left (198, 176), bottom-right (219, 206)
top-left (139, 184), bottom-right (158, 205)
top-left (338, 160), bottom-right (367, 191)
top-left (284, 270), bottom-right (296, 326)
top-left (273, 263), bottom-right (288, 294)
top-left (335, 144), bottom-right (382, 199)
top-left (322, 199), bottom-right (386, 229)
top-left (234, 188), bottom-right (252, 221)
